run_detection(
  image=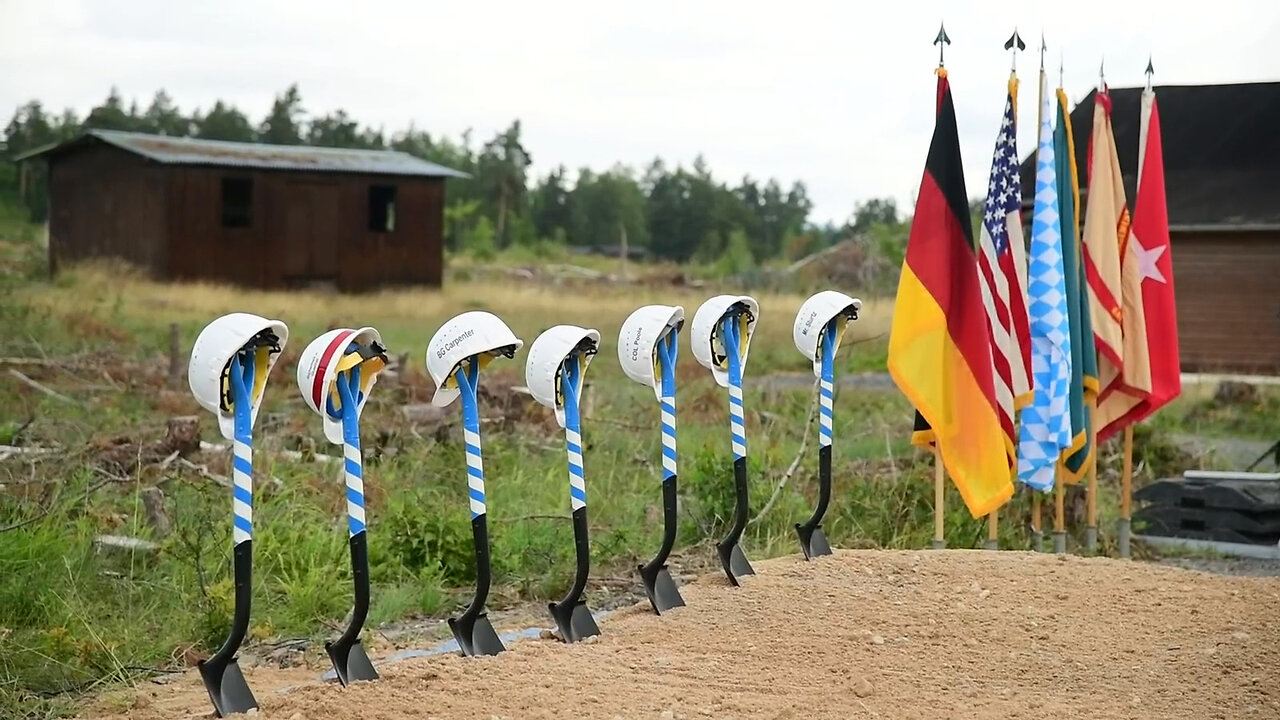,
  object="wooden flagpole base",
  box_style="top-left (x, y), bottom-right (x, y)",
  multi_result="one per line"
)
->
top-left (1053, 466), bottom-right (1066, 554)
top-left (985, 510), bottom-right (999, 550)
top-left (932, 447), bottom-right (945, 549)
top-left (1030, 491), bottom-right (1042, 552)
top-left (1085, 406), bottom-right (1100, 552)
top-left (1120, 426), bottom-right (1134, 558)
